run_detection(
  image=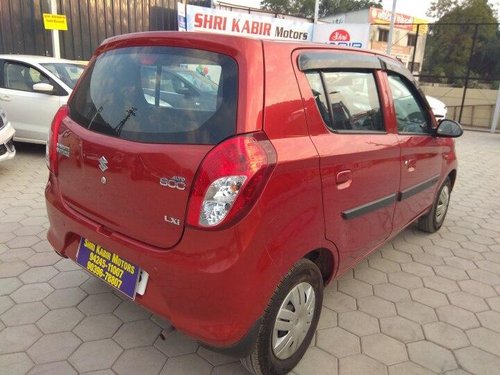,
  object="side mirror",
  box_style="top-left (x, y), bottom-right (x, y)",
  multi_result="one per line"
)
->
top-left (33, 83), bottom-right (55, 94)
top-left (436, 119), bottom-right (463, 138)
